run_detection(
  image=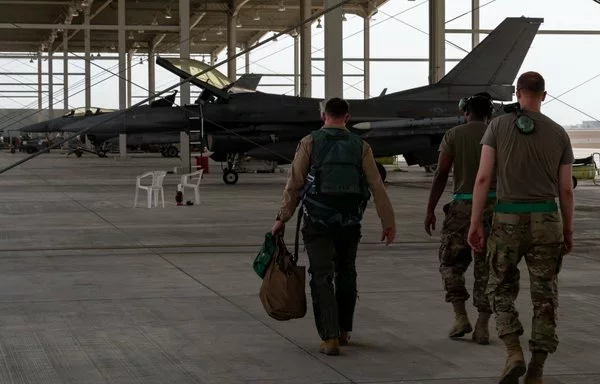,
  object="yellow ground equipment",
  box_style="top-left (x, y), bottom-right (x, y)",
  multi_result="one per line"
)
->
top-left (572, 153), bottom-right (600, 188)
